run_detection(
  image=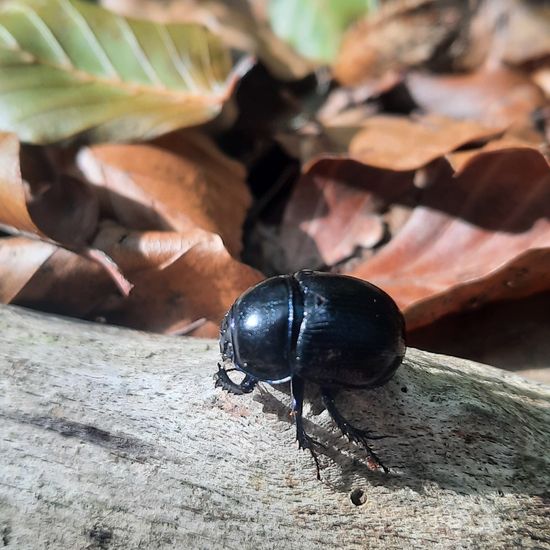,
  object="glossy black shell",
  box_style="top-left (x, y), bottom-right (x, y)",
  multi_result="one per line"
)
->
top-left (219, 271), bottom-right (406, 388)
